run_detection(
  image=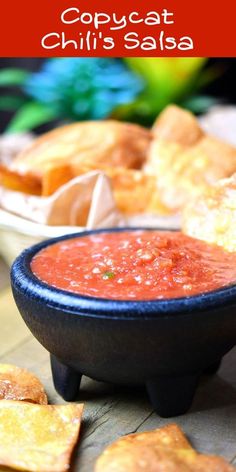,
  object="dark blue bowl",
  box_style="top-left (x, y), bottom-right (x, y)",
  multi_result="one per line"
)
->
top-left (10, 228), bottom-right (236, 417)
